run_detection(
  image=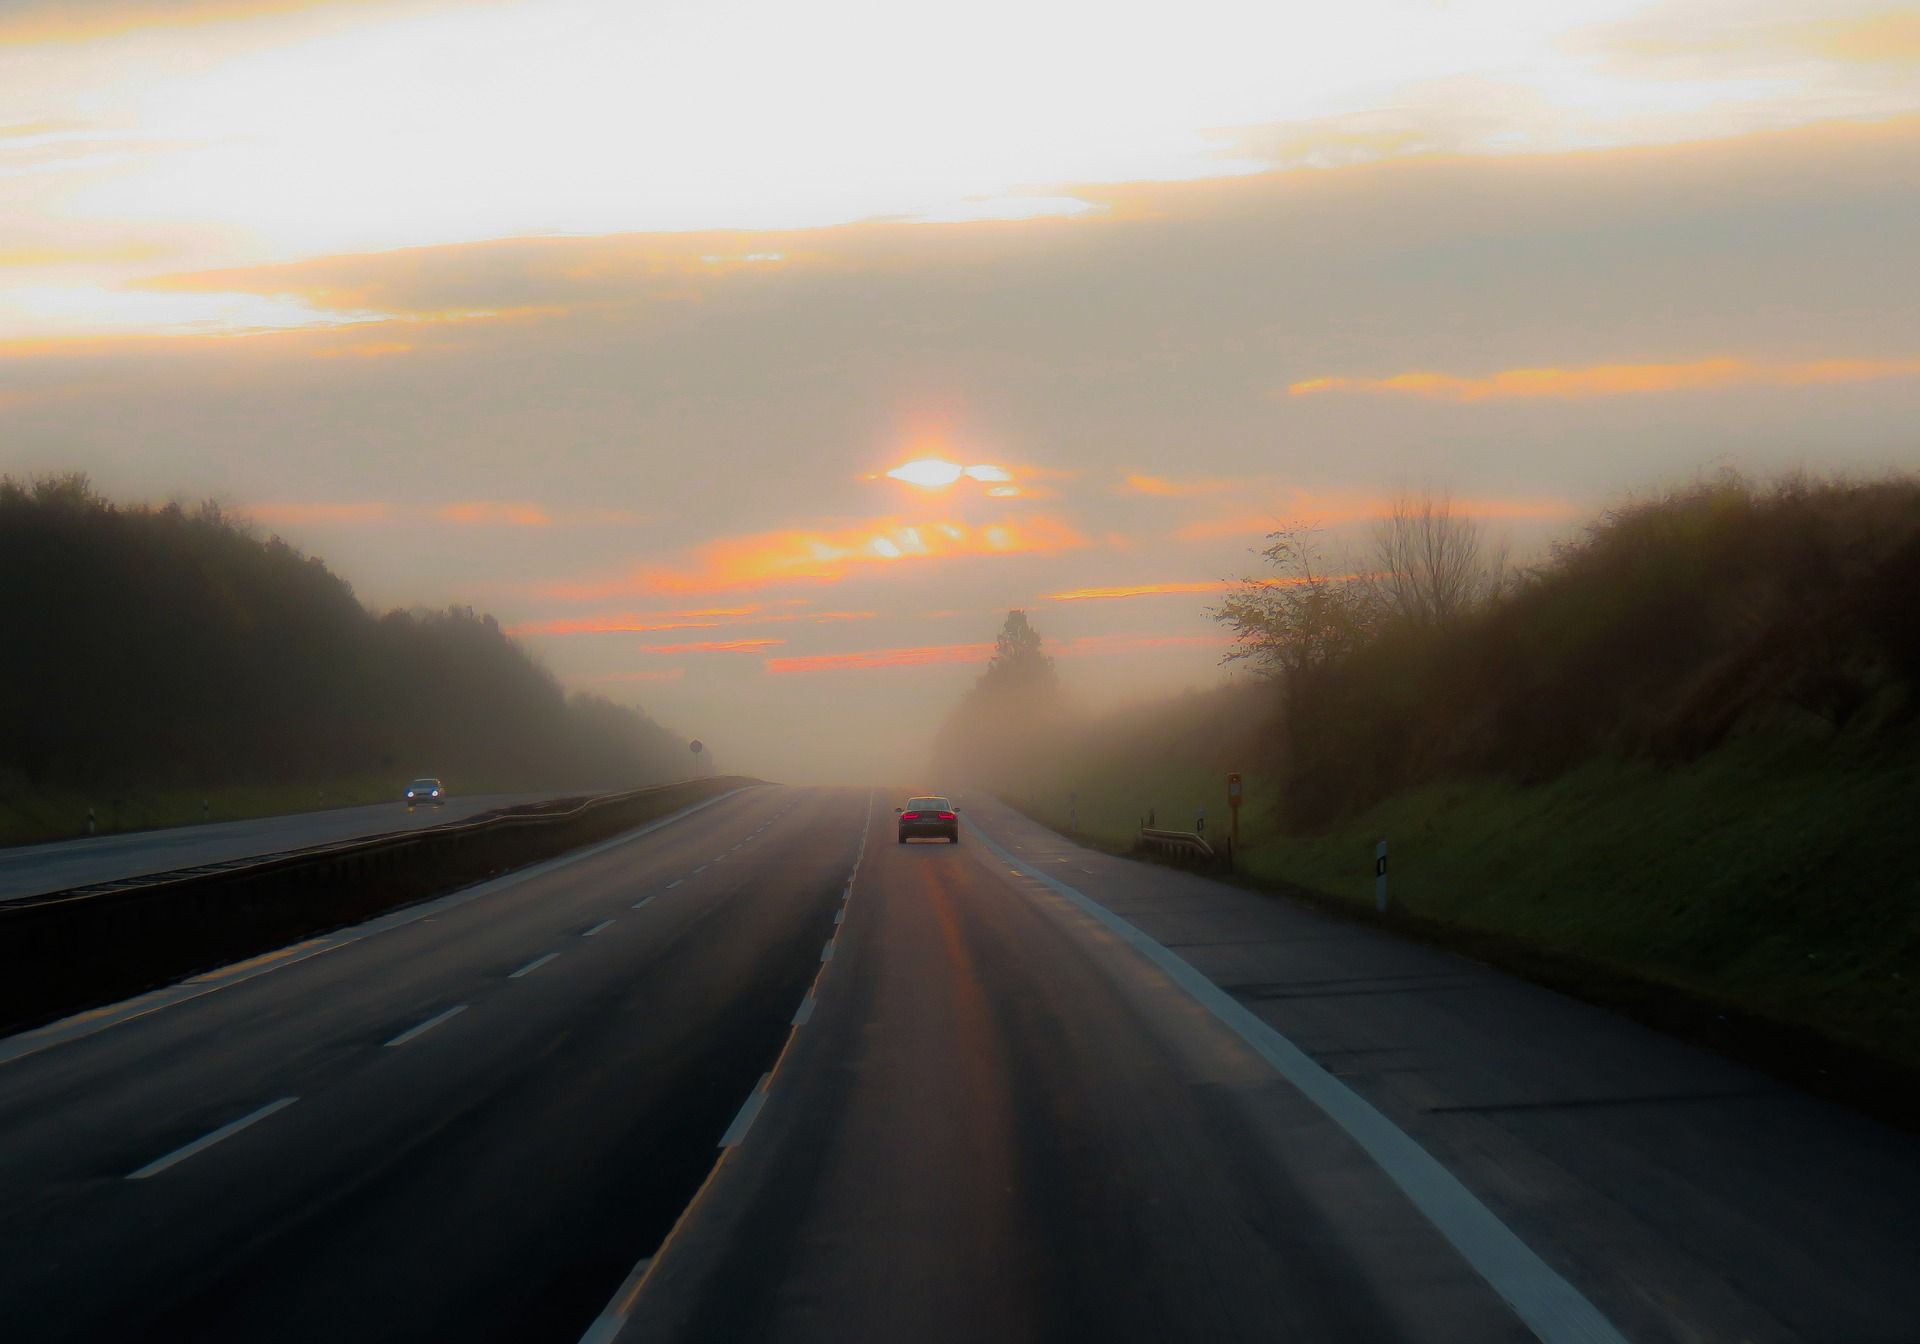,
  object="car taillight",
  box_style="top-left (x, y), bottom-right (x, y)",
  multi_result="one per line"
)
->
top-left (937, 811), bottom-right (956, 820)
top-left (902, 811), bottom-right (920, 820)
